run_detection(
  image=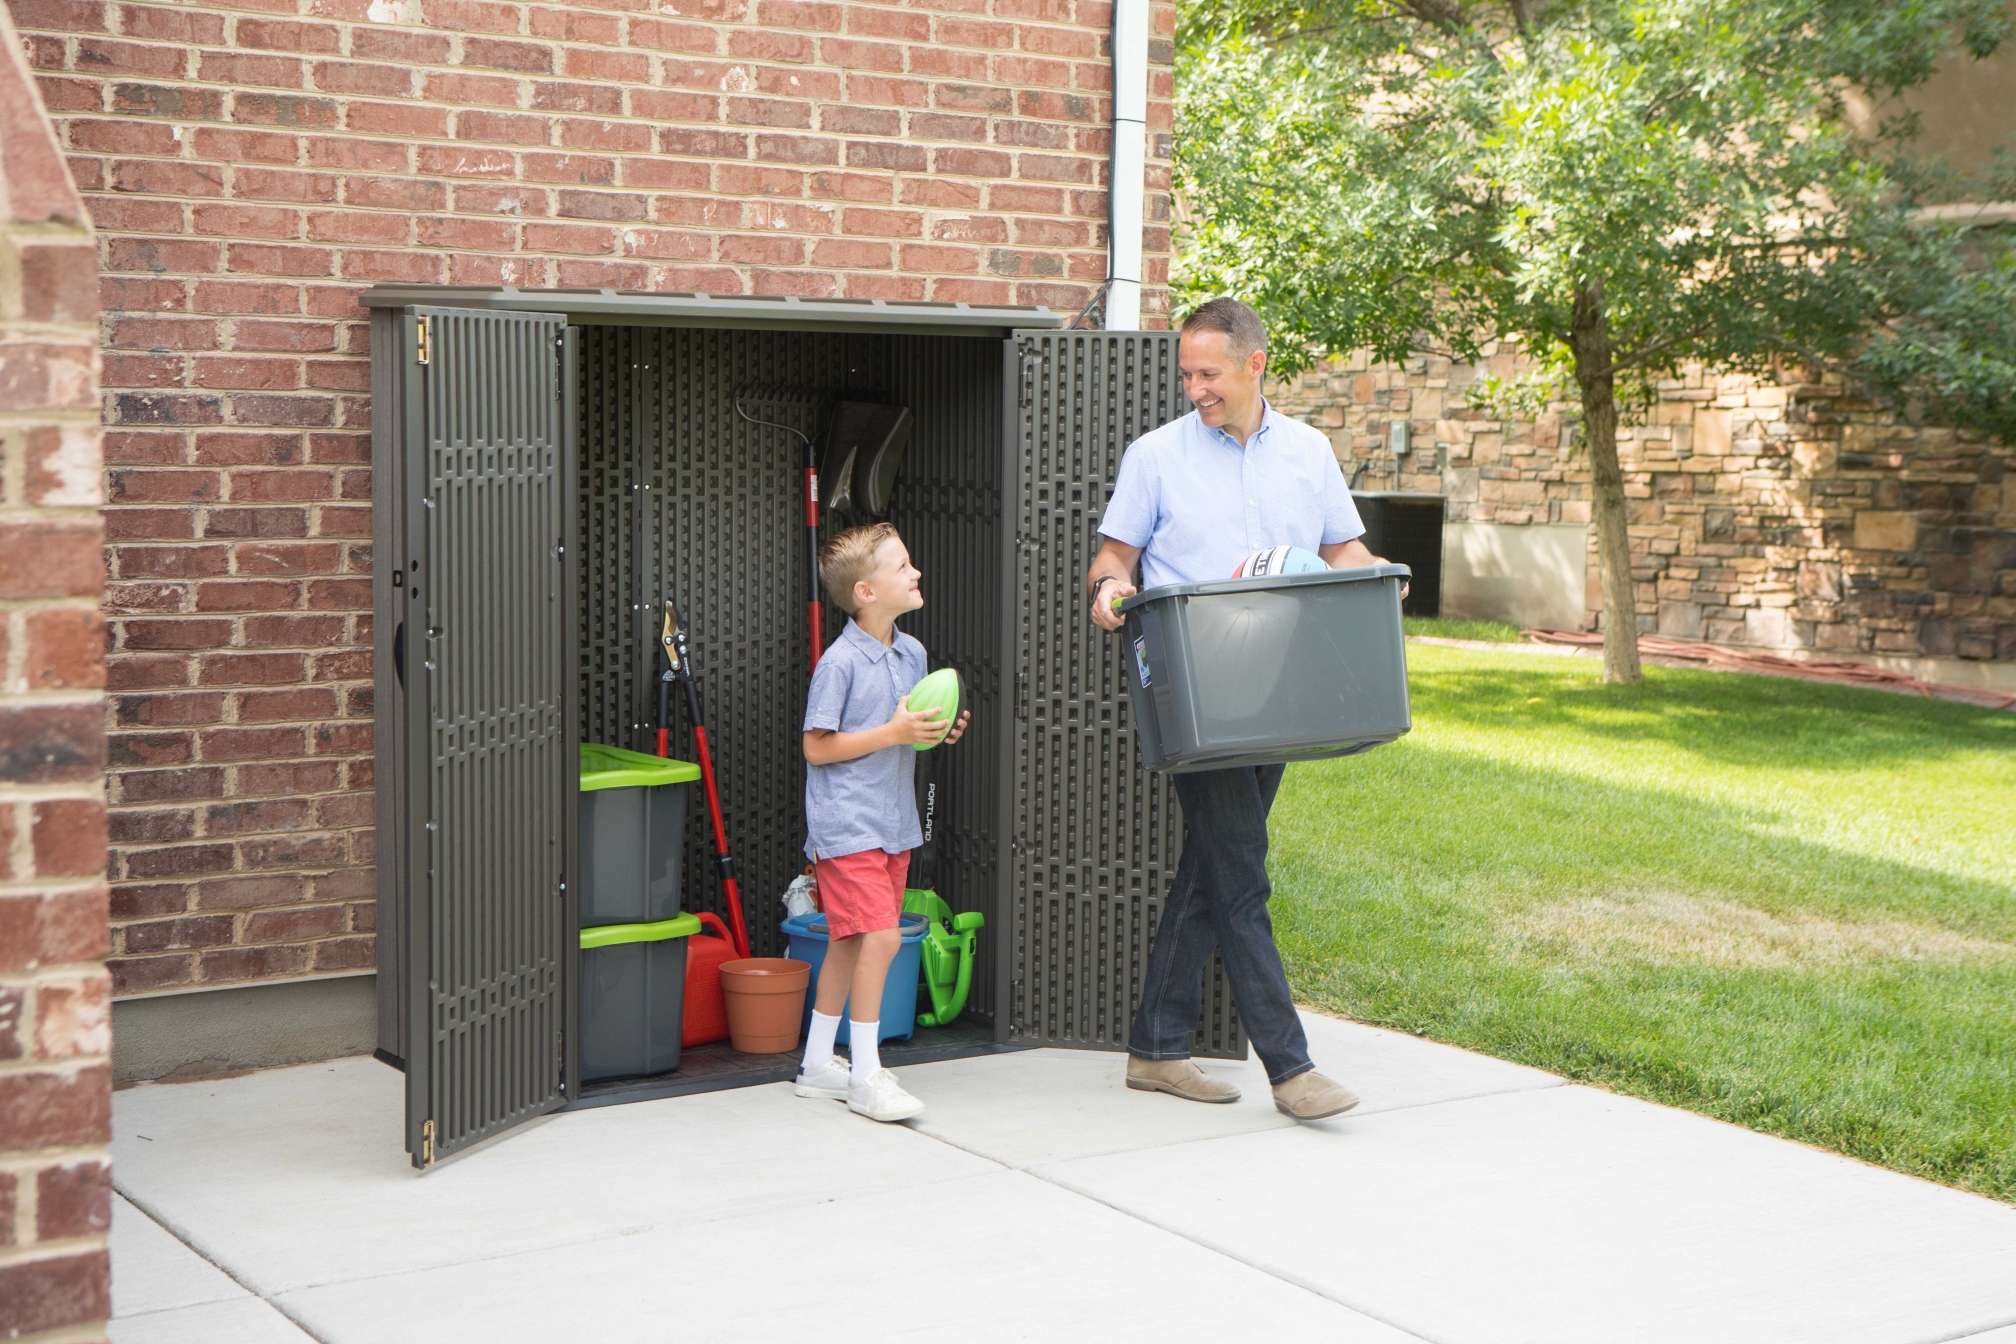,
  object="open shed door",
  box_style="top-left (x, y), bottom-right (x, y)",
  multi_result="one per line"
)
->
top-left (397, 307), bottom-right (577, 1167)
top-left (1005, 331), bottom-right (1244, 1058)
